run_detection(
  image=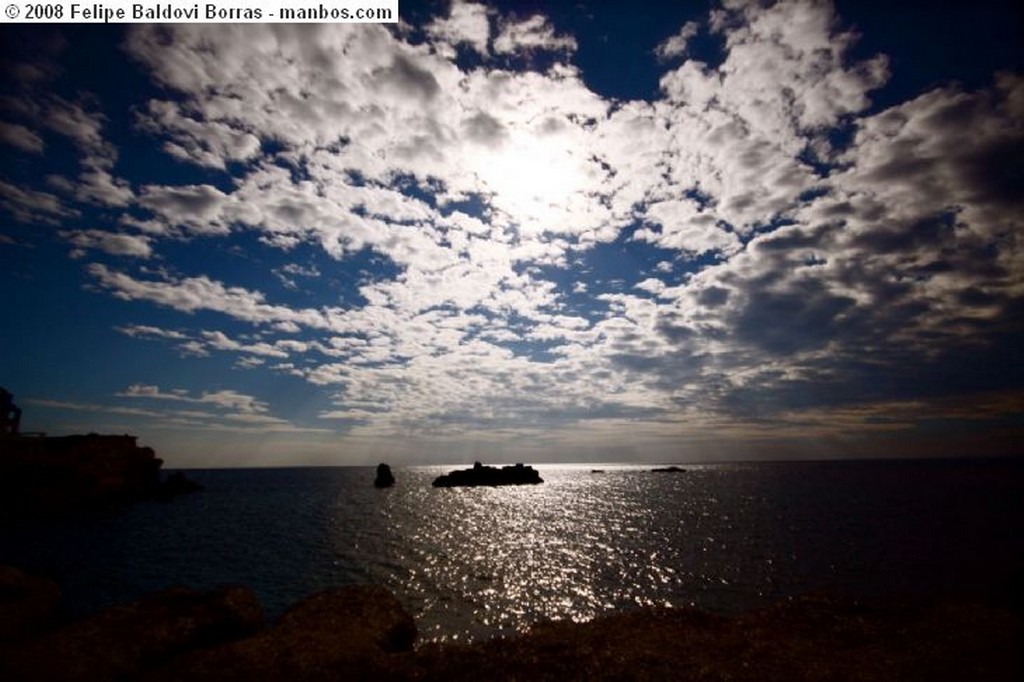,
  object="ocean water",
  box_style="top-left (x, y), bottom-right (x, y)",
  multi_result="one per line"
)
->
top-left (2, 459), bottom-right (1022, 642)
